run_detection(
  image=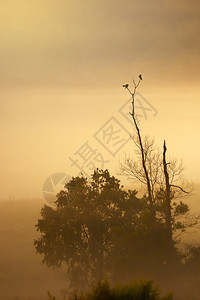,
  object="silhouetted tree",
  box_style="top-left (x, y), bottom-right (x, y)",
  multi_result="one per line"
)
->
top-left (35, 169), bottom-right (169, 290)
